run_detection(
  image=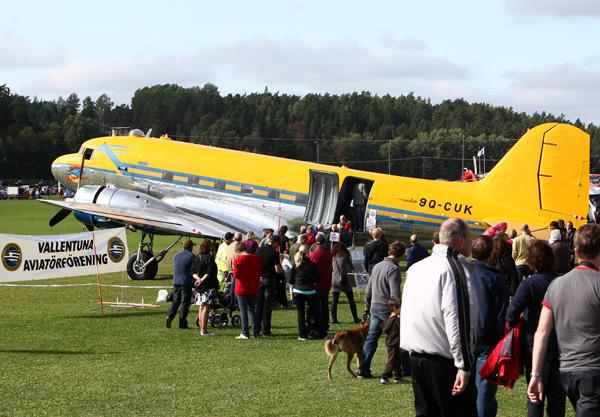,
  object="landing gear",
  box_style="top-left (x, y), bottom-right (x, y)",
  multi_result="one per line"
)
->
top-left (127, 249), bottom-right (158, 280)
top-left (126, 232), bottom-right (183, 280)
